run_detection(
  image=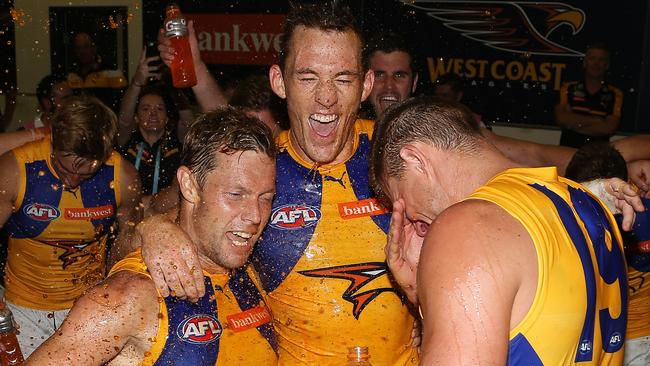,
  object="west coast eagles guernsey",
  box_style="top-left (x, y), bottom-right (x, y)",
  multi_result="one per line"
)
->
top-left (110, 251), bottom-right (278, 366)
top-left (252, 120), bottom-right (418, 365)
top-left (469, 167), bottom-right (626, 365)
top-left (4, 137), bottom-right (121, 310)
